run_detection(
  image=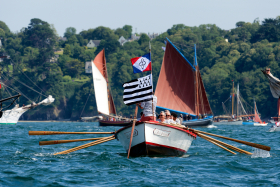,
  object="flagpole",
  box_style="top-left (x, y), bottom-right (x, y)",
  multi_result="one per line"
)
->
top-left (149, 41), bottom-right (155, 119)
